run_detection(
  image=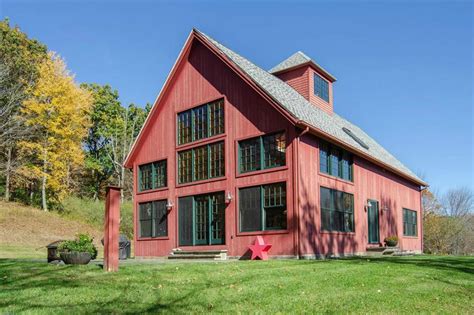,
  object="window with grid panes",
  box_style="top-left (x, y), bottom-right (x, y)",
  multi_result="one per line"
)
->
top-left (139, 160), bottom-right (167, 192)
top-left (403, 208), bottom-right (417, 236)
top-left (177, 99), bottom-right (224, 145)
top-left (239, 132), bottom-right (286, 173)
top-left (177, 141), bottom-right (225, 184)
top-left (314, 73), bottom-right (329, 102)
top-left (239, 182), bottom-right (287, 232)
top-left (178, 150), bottom-right (193, 184)
top-left (319, 140), bottom-right (353, 182)
top-left (209, 141), bottom-right (224, 178)
top-left (320, 187), bottom-right (354, 232)
top-left (139, 200), bottom-right (168, 238)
